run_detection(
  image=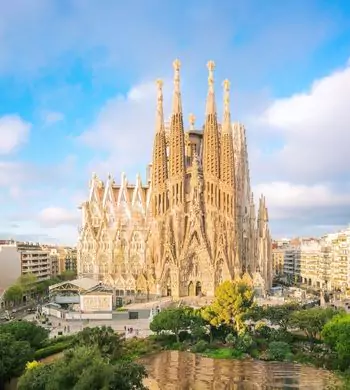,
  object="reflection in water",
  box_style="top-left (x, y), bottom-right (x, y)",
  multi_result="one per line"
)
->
top-left (140, 351), bottom-right (337, 390)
